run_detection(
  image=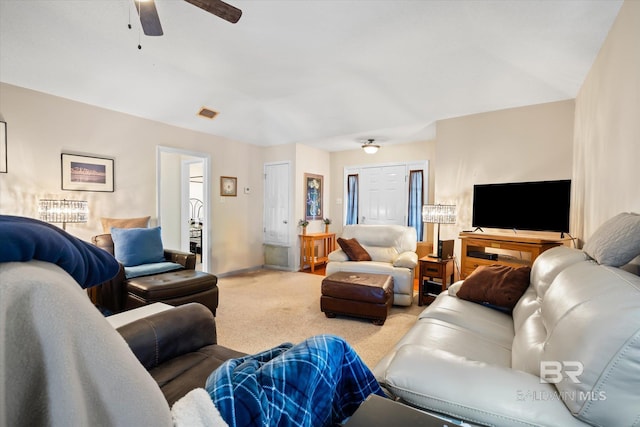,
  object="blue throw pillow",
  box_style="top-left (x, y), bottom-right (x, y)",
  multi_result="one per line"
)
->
top-left (111, 226), bottom-right (165, 267)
